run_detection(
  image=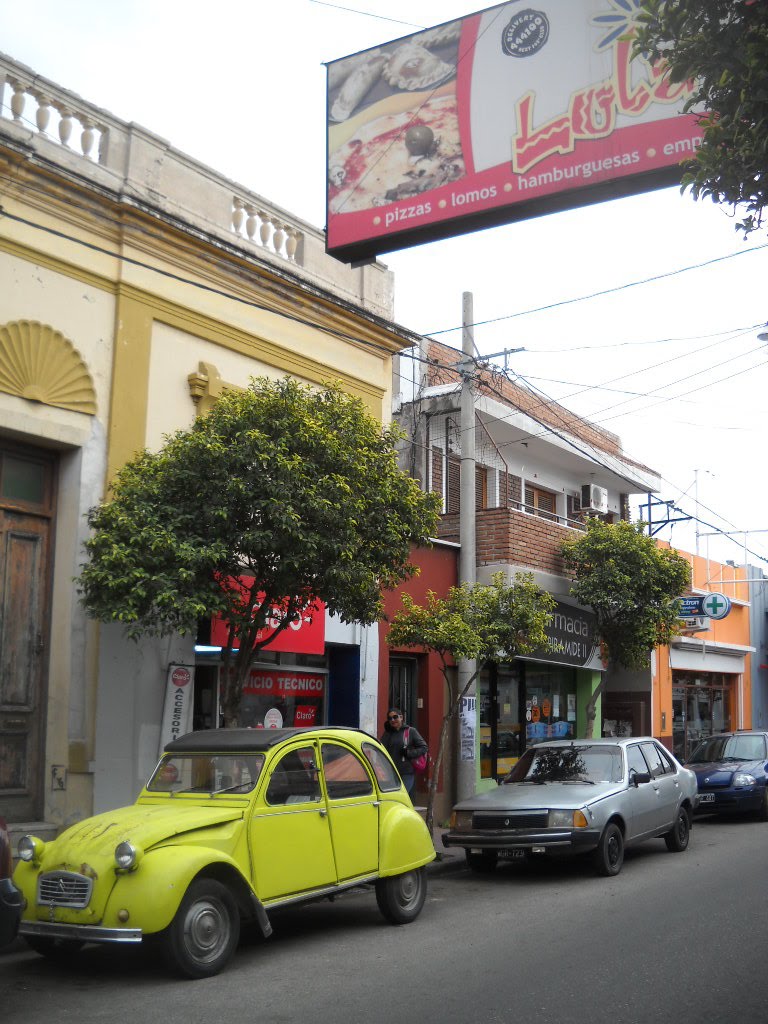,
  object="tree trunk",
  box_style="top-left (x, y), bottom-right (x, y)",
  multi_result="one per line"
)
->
top-left (583, 675), bottom-right (605, 739)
